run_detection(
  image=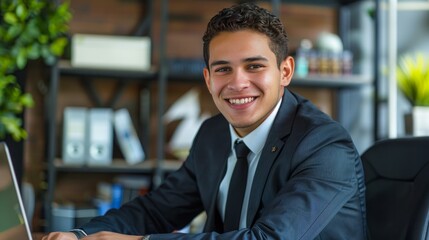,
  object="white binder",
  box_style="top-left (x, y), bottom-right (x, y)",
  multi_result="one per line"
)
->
top-left (114, 108), bottom-right (145, 165)
top-left (87, 108), bottom-right (113, 165)
top-left (62, 107), bottom-right (88, 165)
